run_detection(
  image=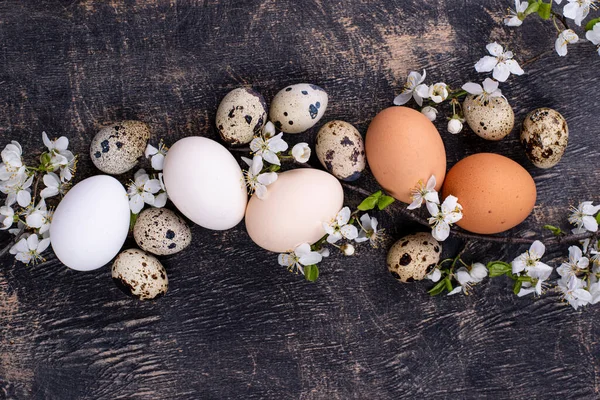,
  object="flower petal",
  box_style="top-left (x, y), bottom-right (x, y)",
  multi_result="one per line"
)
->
top-left (474, 56), bottom-right (498, 72)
